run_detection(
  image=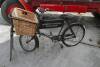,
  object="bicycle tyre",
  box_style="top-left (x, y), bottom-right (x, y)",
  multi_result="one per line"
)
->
top-left (1, 0), bottom-right (24, 24)
top-left (19, 35), bottom-right (39, 52)
top-left (62, 24), bottom-right (85, 47)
